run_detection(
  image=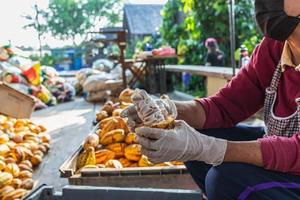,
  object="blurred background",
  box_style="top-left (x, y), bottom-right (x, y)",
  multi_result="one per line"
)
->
top-left (0, 0), bottom-right (260, 100)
